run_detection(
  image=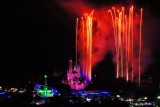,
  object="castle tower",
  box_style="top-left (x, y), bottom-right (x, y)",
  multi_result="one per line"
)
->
top-left (69, 59), bottom-right (73, 72)
top-left (66, 59), bottom-right (86, 90)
